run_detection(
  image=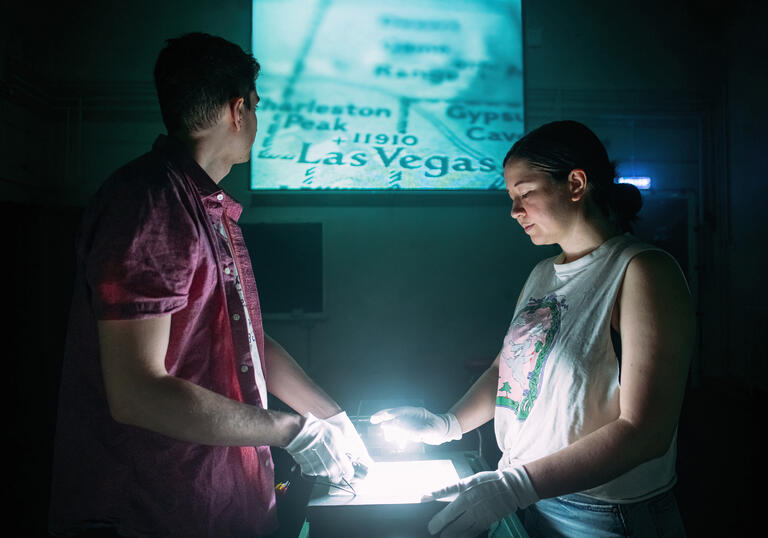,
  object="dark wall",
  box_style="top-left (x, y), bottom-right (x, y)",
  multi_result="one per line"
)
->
top-left (3, 202), bottom-right (82, 536)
